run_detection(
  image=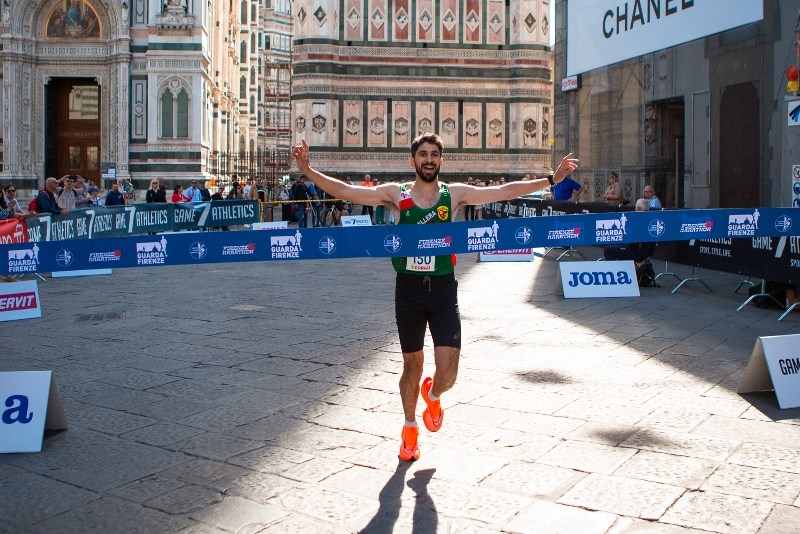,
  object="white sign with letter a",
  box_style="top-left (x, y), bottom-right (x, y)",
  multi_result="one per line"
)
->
top-left (738, 334), bottom-right (800, 409)
top-left (559, 260), bottom-right (640, 298)
top-left (0, 371), bottom-right (67, 453)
